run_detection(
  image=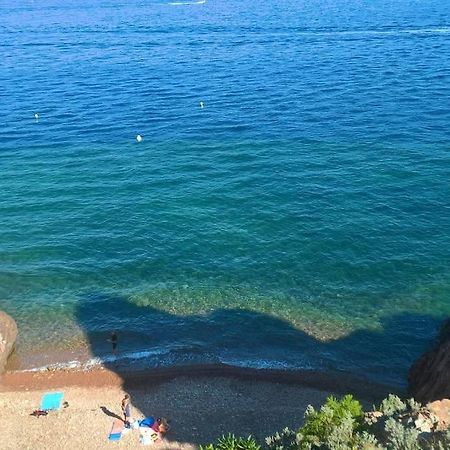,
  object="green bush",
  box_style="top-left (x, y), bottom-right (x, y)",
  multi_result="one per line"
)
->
top-left (266, 427), bottom-right (302, 450)
top-left (405, 398), bottom-right (422, 414)
top-left (201, 434), bottom-right (261, 450)
top-left (430, 430), bottom-right (450, 450)
top-left (297, 395), bottom-right (365, 449)
top-left (353, 431), bottom-right (384, 450)
top-left (384, 417), bottom-right (420, 450)
top-left (378, 395), bottom-right (406, 417)
top-left (204, 393), bottom-right (450, 450)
